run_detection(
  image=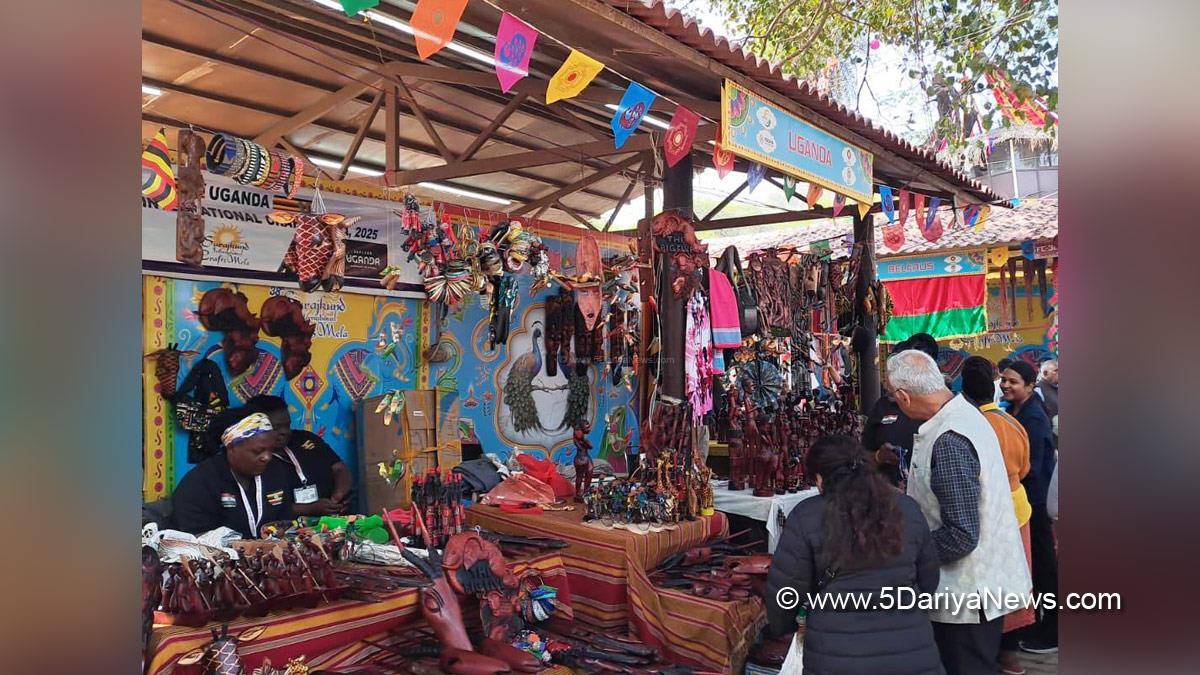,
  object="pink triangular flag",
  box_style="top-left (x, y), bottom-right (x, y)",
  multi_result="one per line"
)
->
top-left (494, 13), bottom-right (538, 93)
top-left (662, 106), bottom-right (700, 168)
top-left (832, 192), bottom-right (846, 216)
